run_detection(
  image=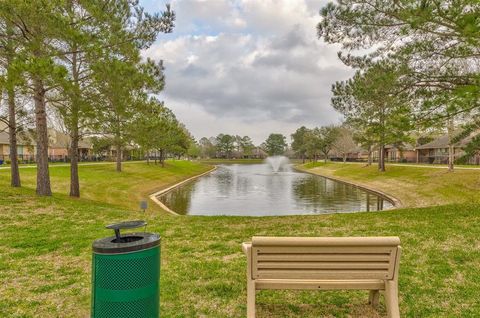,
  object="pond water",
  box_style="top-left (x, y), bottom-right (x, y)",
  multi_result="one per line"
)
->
top-left (157, 163), bottom-right (393, 216)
